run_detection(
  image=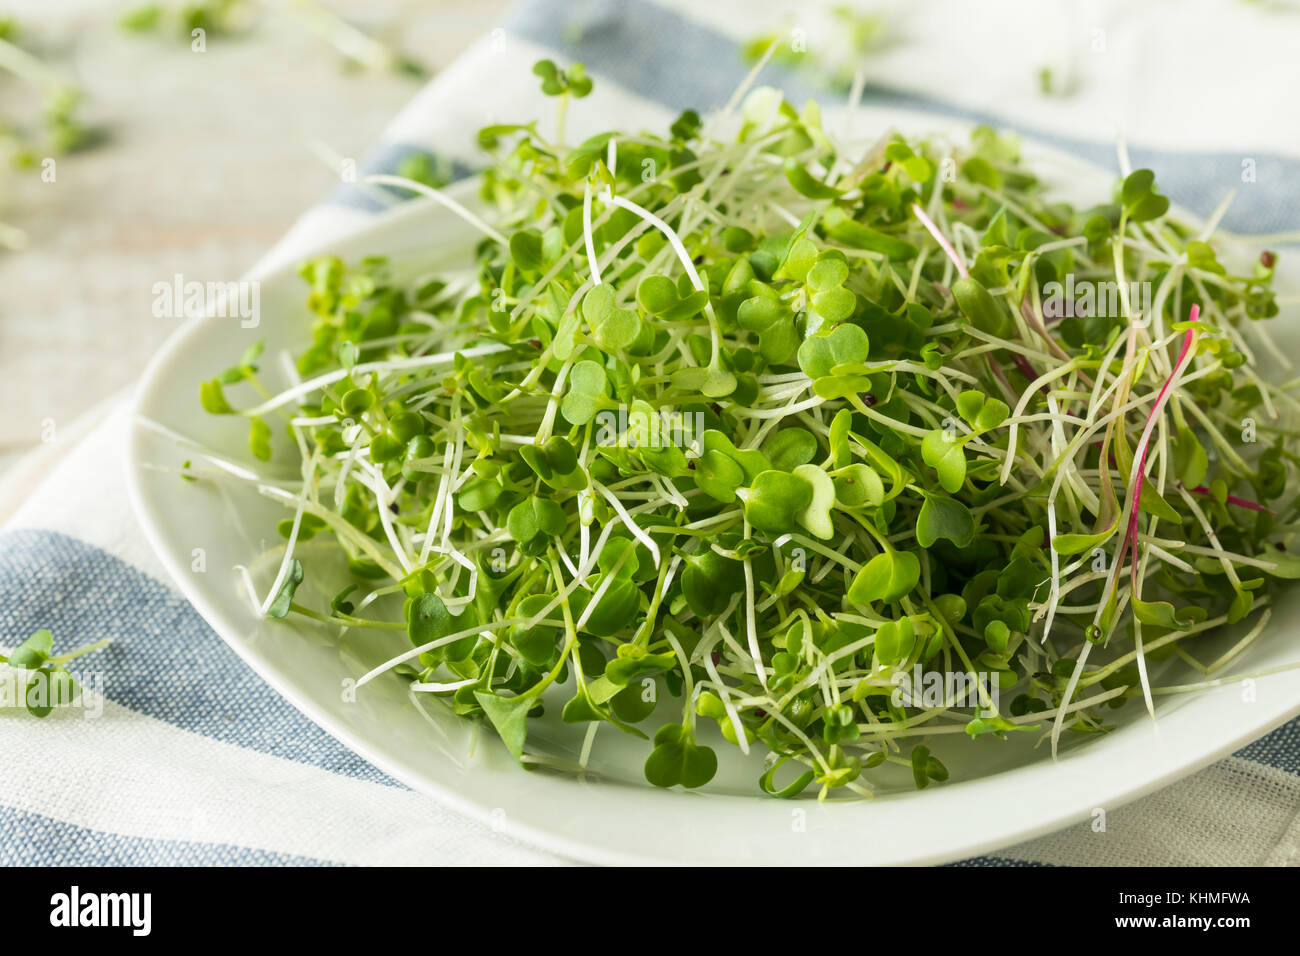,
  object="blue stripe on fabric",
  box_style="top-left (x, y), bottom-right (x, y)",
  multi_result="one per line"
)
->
top-left (0, 528), bottom-right (401, 788)
top-left (0, 806), bottom-right (338, 866)
top-left (502, 0), bottom-right (1299, 236)
top-left (1234, 717), bottom-right (1300, 775)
